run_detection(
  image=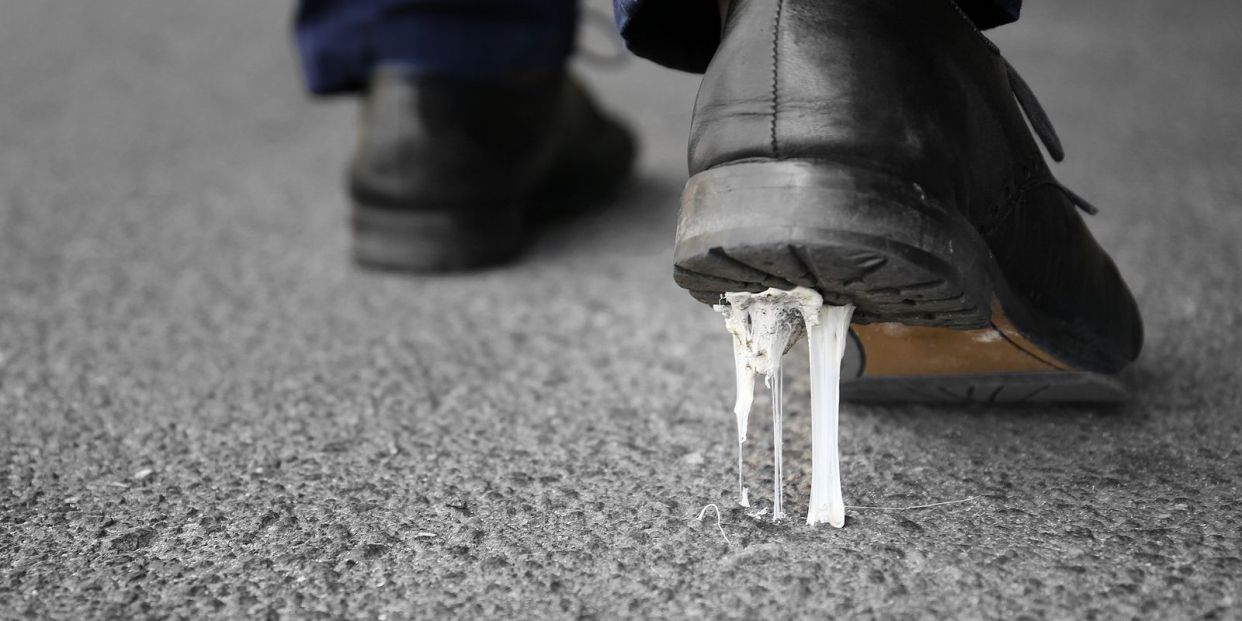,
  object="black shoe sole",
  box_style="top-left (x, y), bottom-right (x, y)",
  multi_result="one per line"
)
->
top-left (674, 160), bottom-right (1132, 403)
top-left (352, 205), bottom-right (526, 272)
